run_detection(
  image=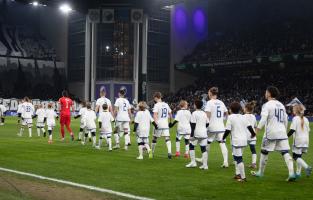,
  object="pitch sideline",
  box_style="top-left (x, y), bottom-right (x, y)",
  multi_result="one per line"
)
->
top-left (0, 167), bottom-right (155, 200)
